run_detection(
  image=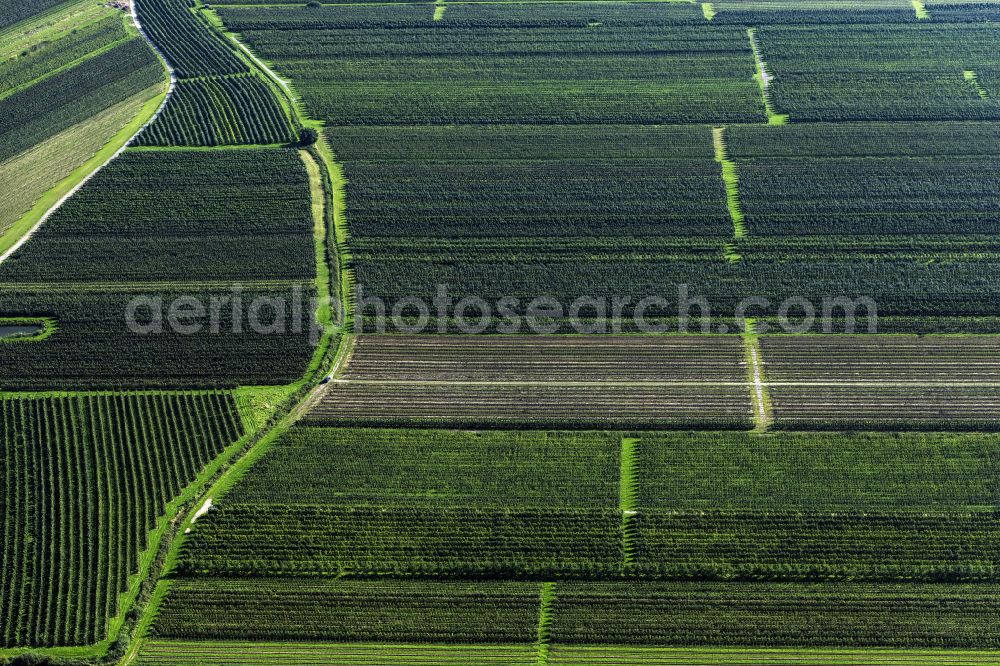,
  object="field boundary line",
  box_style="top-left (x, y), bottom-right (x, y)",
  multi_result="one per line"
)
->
top-left (0, 27), bottom-right (135, 104)
top-left (434, 0), bottom-right (447, 20)
top-left (713, 127), bottom-right (745, 246)
top-left (912, 0), bottom-right (929, 19)
top-left (535, 582), bottom-right (557, 666)
top-left (747, 28), bottom-right (788, 126)
top-left (212, 0), bottom-right (697, 6)
top-left (620, 437), bottom-right (640, 569)
top-left (701, 2), bottom-right (715, 20)
top-left (742, 319), bottom-right (773, 431)
top-left (0, 0), bottom-right (102, 41)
